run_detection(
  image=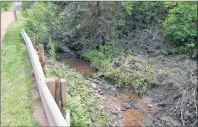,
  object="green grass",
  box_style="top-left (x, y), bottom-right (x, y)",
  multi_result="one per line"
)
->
top-left (1, 15), bottom-right (38, 126)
